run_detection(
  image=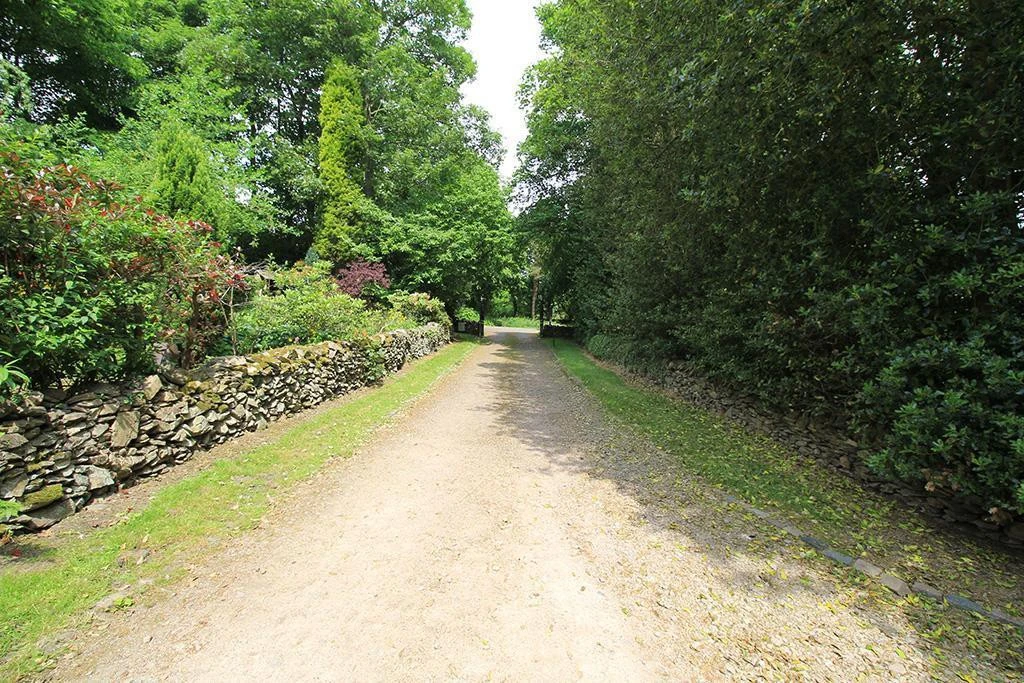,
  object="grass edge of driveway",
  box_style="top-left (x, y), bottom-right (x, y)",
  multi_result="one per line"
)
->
top-left (550, 338), bottom-right (1023, 679)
